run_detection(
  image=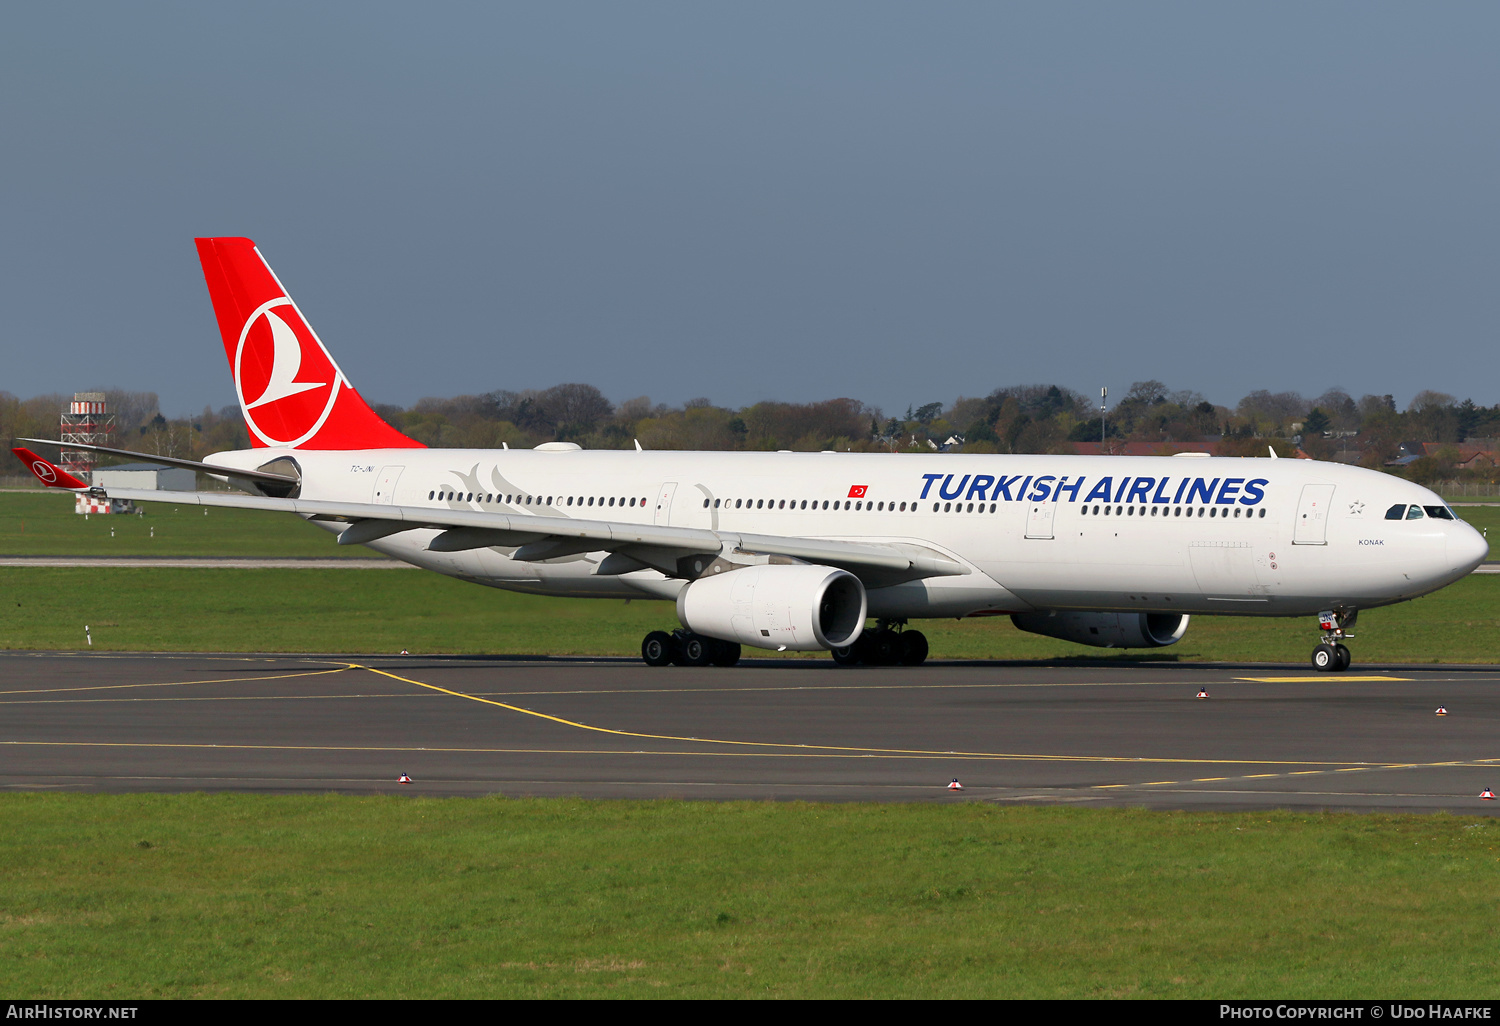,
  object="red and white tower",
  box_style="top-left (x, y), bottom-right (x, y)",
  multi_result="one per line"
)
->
top-left (59, 392), bottom-right (113, 484)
